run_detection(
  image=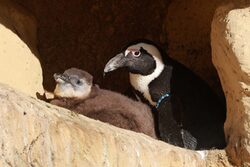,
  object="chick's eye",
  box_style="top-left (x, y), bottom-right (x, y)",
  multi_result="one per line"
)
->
top-left (76, 80), bottom-right (82, 85)
top-left (133, 51), bottom-right (141, 57)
